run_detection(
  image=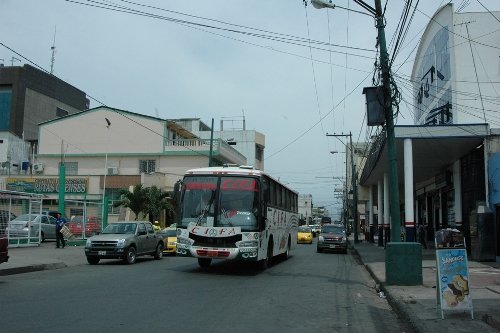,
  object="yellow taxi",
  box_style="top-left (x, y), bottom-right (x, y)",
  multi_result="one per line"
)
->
top-left (297, 226), bottom-right (313, 244)
top-left (158, 227), bottom-right (177, 255)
